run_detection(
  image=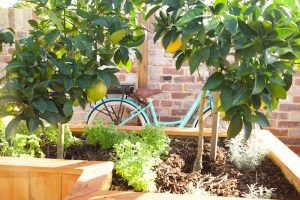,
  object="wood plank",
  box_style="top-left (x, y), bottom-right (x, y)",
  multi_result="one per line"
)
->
top-left (70, 190), bottom-right (265, 200)
top-left (0, 170), bottom-right (29, 200)
top-left (137, 17), bottom-right (149, 88)
top-left (256, 130), bottom-right (300, 193)
top-left (62, 174), bottom-right (80, 199)
top-left (29, 172), bottom-right (61, 200)
top-left (68, 124), bottom-right (227, 137)
top-left (66, 162), bottom-right (114, 200)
